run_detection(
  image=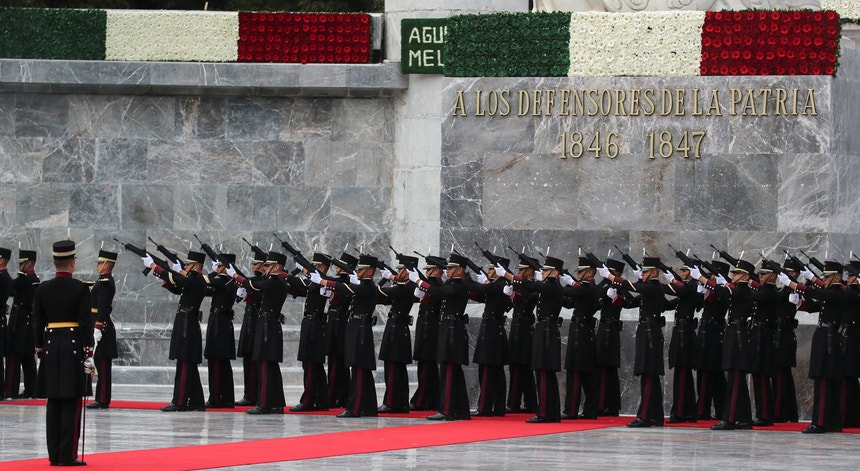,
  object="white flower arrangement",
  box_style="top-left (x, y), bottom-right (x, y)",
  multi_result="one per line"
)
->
top-left (106, 10), bottom-right (239, 62)
top-left (568, 12), bottom-right (705, 77)
top-left (821, 0), bottom-right (860, 21)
